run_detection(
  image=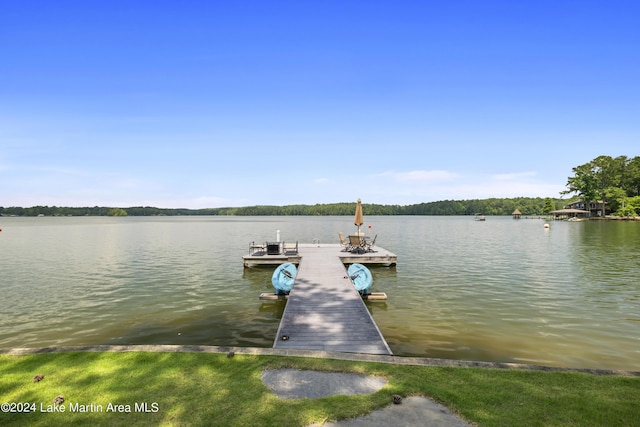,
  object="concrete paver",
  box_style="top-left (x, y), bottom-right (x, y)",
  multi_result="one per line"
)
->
top-left (262, 369), bottom-right (472, 427)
